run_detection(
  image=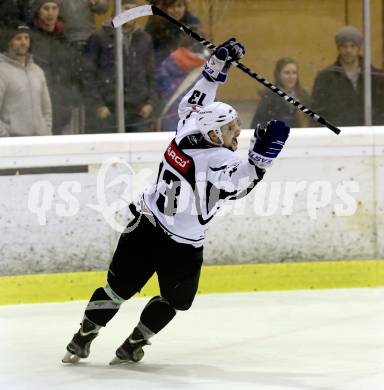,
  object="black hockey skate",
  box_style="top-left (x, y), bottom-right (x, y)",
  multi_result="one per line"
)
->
top-left (62, 318), bottom-right (100, 363)
top-left (109, 327), bottom-right (150, 365)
